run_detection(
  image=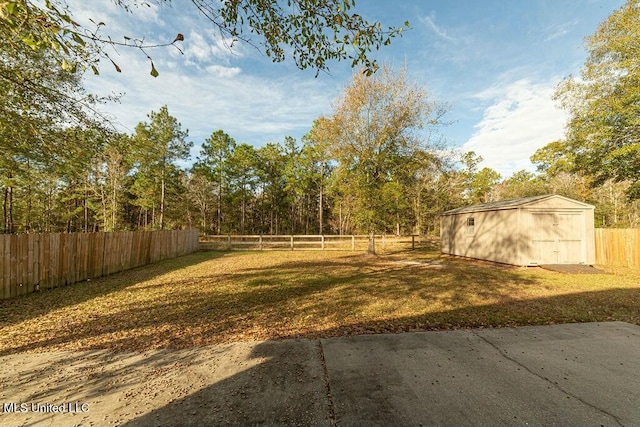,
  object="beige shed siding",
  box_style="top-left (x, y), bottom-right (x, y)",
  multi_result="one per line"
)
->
top-left (440, 209), bottom-right (521, 265)
top-left (441, 195), bottom-right (596, 266)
